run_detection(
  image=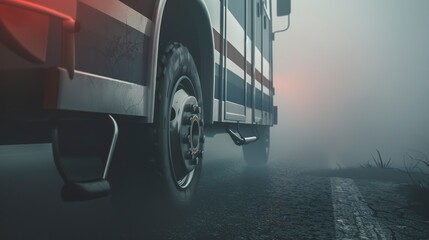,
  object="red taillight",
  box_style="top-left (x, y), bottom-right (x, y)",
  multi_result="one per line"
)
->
top-left (0, 0), bottom-right (76, 65)
top-left (0, 3), bottom-right (50, 63)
